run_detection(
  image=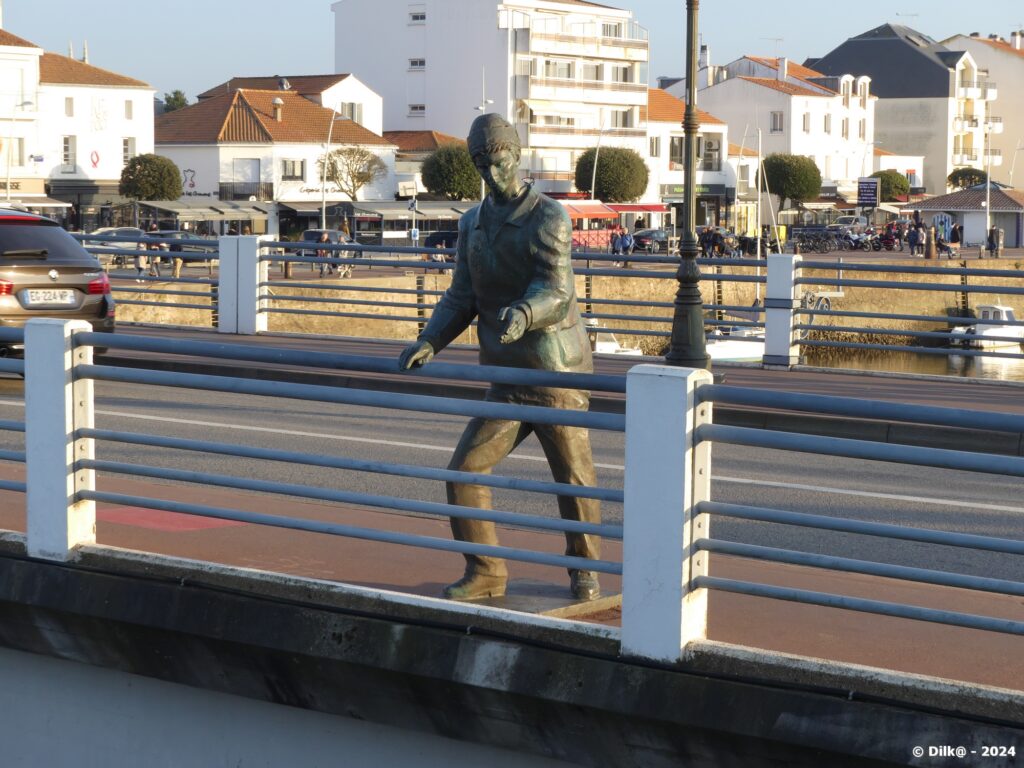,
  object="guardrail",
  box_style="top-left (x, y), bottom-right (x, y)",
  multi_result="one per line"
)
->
top-left (5, 319), bottom-right (1022, 673)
